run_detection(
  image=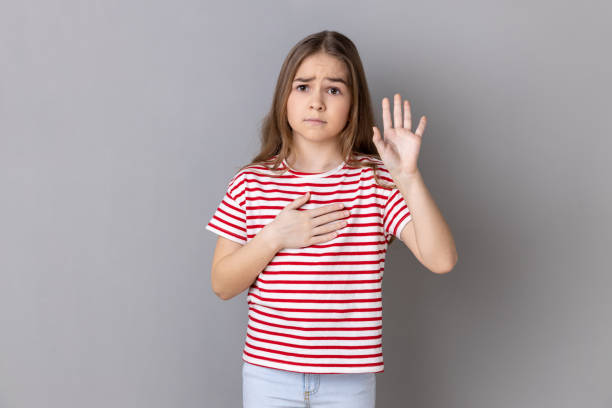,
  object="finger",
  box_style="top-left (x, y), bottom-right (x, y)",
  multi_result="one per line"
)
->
top-left (312, 219), bottom-right (347, 237)
top-left (372, 126), bottom-right (384, 150)
top-left (312, 209), bottom-right (349, 228)
top-left (415, 115), bottom-right (427, 137)
top-left (286, 191), bottom-right (310, 209)
top-left (382, 97), bottom-right (392, 131)
top-left (394, 93), bottom-right (402, 129)
top-left (404, 100), bottom-right (412, 130)
top-left (308, 200), bottom-right (345, 218)
top-left (309, 231), bottom-right (339, 245)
